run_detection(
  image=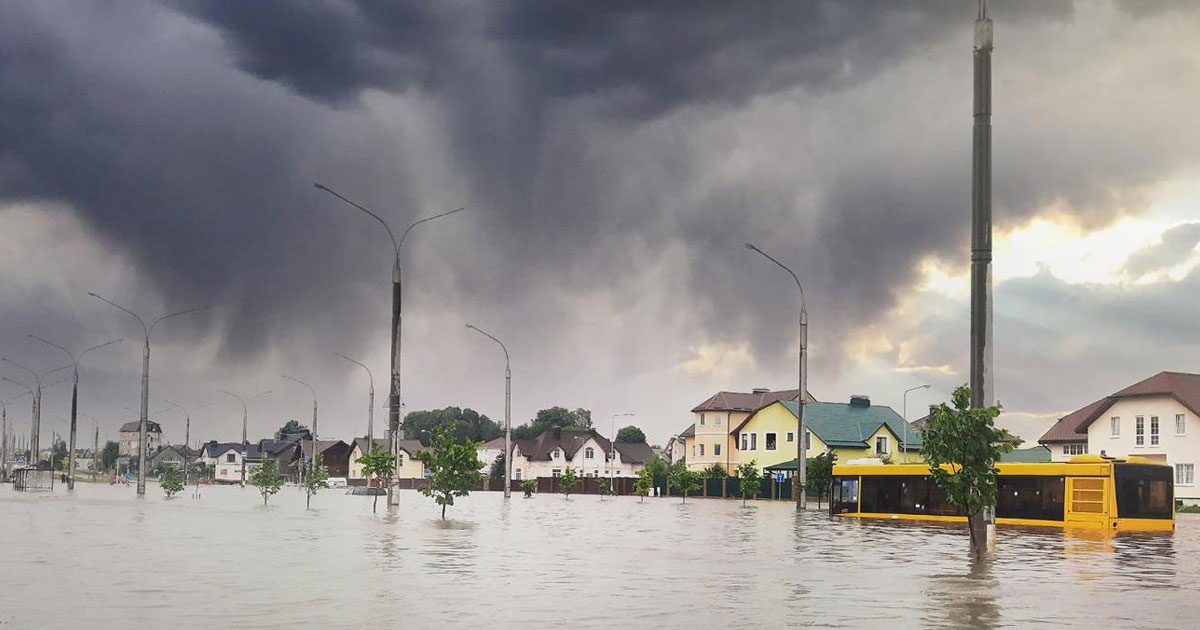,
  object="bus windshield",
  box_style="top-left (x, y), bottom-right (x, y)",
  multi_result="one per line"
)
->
top-left (1114, 463), bottom-right (1173, 519)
